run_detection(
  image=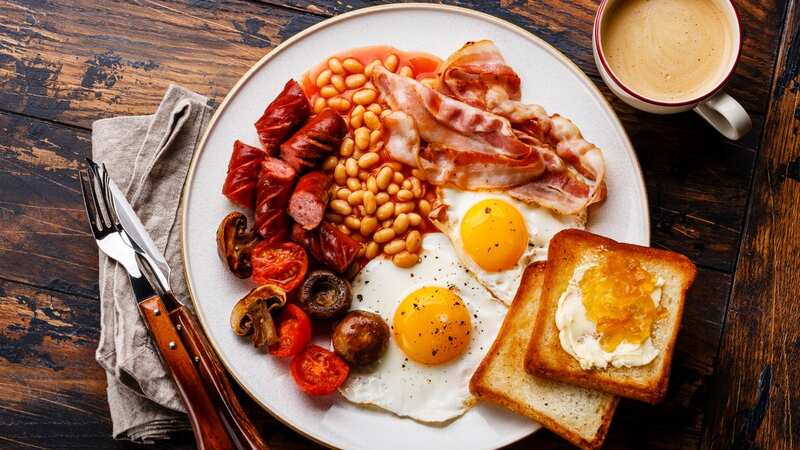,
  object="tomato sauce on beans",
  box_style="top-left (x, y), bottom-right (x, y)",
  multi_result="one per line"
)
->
top-left (304, 47), bottom-right (442, 269)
